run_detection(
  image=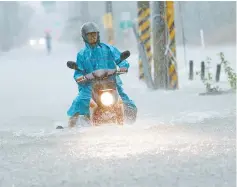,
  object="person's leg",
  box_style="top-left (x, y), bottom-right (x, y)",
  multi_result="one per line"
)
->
top-left (116, 84), bottom-right (137, 124)
top-left (68, 112), bottom-right (80, 128)
top-left (47, 44), bottom-right (51, 54)
top-left (67, 85), bottom-right (92, 127)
